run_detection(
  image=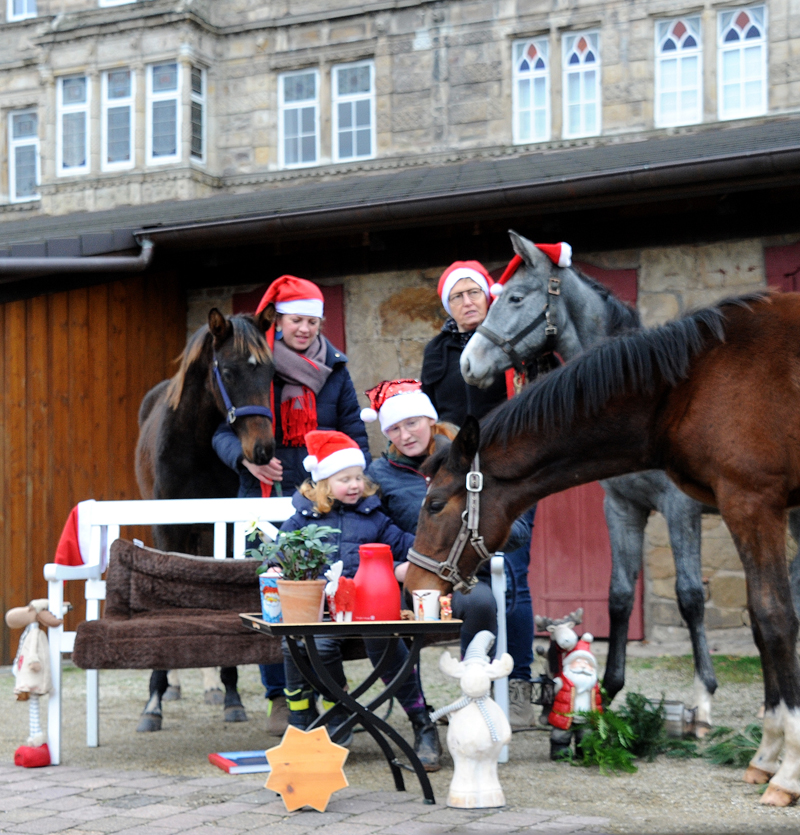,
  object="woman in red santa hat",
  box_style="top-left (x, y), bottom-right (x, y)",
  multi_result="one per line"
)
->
top-left (213, 274), bottom-right (369, 735)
